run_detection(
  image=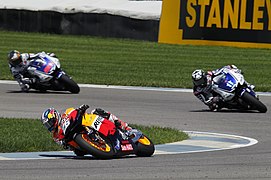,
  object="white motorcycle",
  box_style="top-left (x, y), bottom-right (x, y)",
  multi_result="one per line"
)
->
top-left (212, 68), bottom-right (267, 113)
top-left (26, 52), bottom-right (80, 93)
